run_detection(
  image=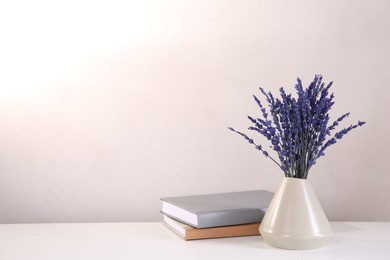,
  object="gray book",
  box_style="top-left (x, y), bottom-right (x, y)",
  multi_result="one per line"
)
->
top-left (160, 190), bottom-right (274, 228)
